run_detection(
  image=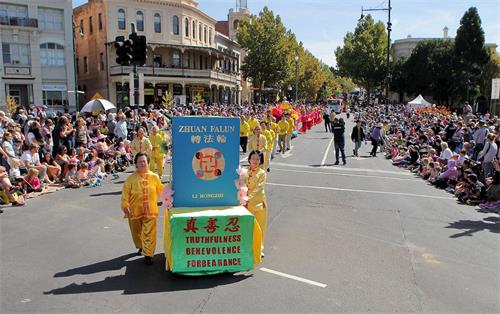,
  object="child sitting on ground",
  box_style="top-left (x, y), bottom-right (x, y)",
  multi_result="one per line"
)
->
top-left (23, 168), bottom-right (43, 193)
top-left (77, 162), bottom-right (90, 186)
top-left (9, 158), bottom-right (22, 181)
top-left (65, 164), bottom-right (80, 188)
